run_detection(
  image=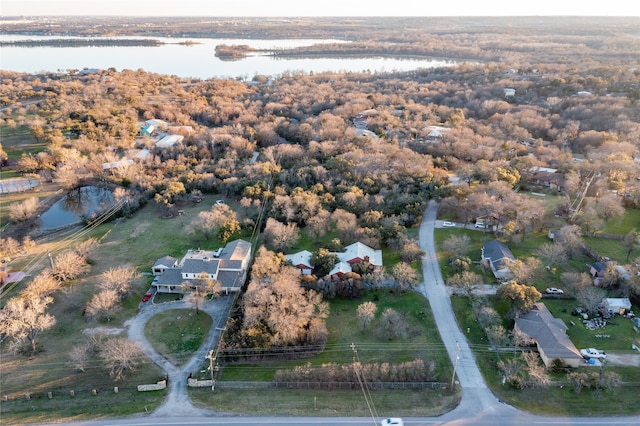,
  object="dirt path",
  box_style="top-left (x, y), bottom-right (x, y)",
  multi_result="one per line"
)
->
top-left (125, 294), bottom-right (235, 416)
